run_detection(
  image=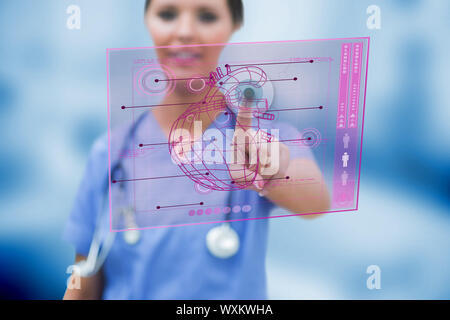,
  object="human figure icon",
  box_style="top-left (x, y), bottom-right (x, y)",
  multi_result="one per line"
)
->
top-left (342, 152), bottom-right (349, 167)
top-left (343, 133), bottom-right (350, 149)
top-left (341, 171), bottom-right (348, 186)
